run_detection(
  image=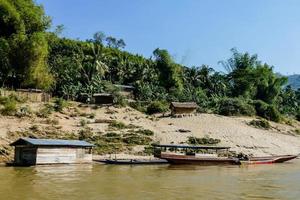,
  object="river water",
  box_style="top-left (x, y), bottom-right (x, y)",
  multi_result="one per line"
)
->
top-left (1, 160), bottom-right (300, 200)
